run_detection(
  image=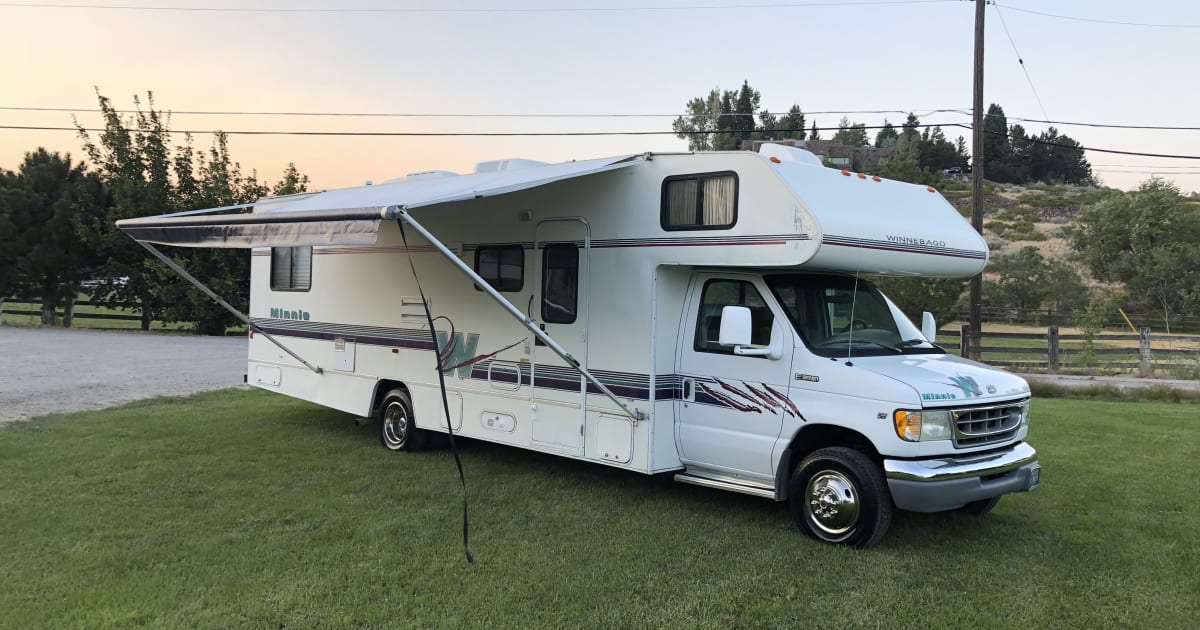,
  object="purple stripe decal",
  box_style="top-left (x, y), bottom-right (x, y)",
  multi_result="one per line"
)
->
top-left (822, 234), bottom-right (986, 260)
